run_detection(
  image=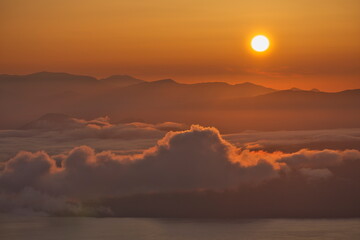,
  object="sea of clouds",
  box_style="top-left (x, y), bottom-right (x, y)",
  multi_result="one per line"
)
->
top-left (0, 115), bottom-right (359, 216)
